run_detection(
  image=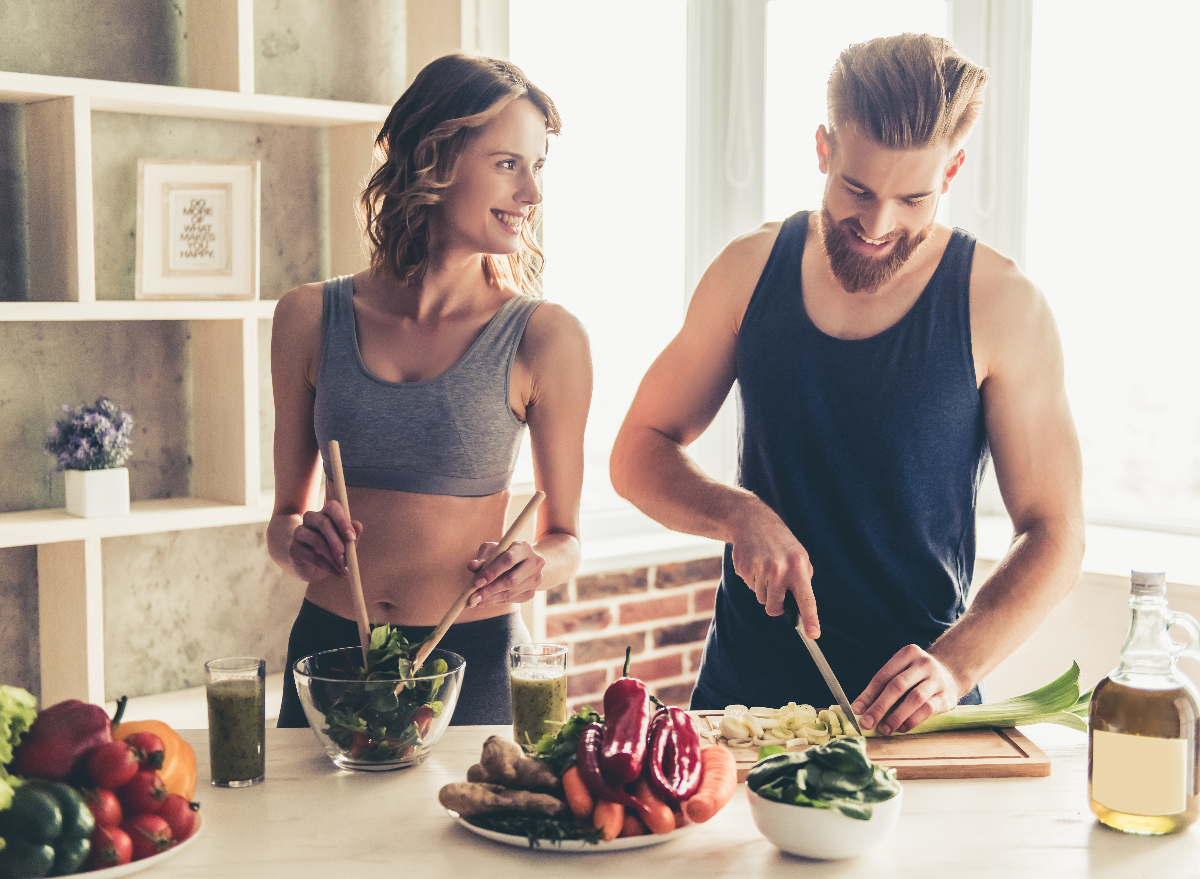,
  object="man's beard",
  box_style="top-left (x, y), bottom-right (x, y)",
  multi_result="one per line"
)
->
top-left (819, 205), bottom-right (932, 294)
